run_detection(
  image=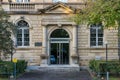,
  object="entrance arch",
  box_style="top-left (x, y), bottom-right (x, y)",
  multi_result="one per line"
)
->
top-left (49, 29), bottom-right (70, 65)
